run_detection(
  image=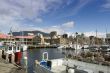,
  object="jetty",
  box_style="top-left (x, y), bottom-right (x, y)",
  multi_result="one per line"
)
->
top-left (0, 50), bottom-right (26, 73)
